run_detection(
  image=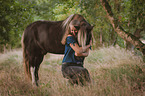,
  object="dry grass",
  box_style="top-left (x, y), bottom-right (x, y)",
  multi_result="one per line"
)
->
top-left (0, 46), bottom-right (145, 96)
